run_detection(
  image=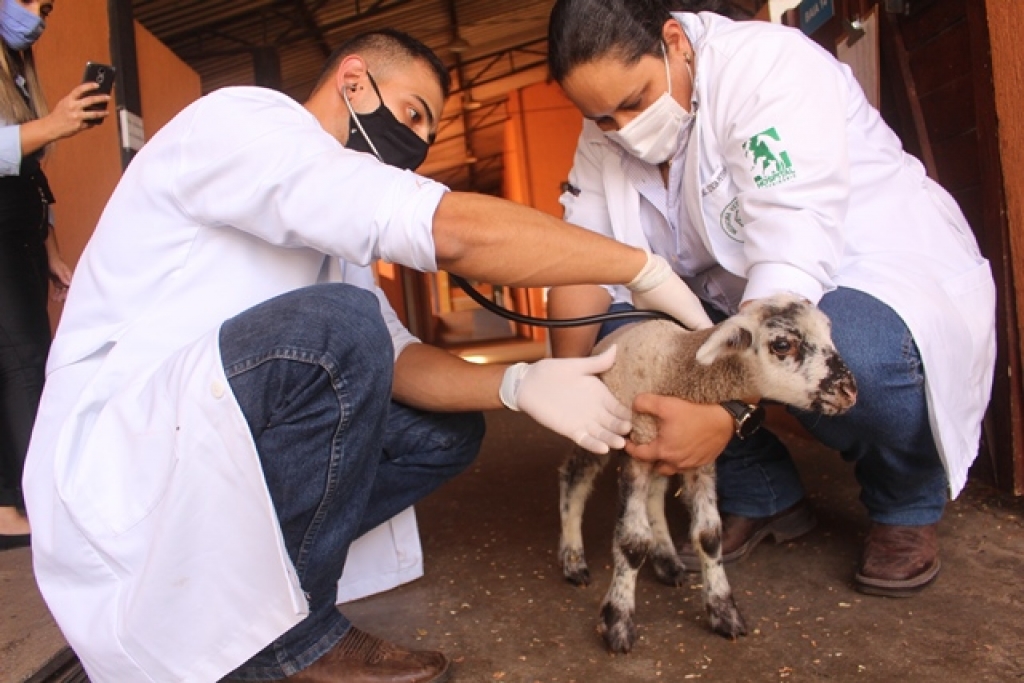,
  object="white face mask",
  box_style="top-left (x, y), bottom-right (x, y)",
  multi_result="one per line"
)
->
top-left (606, 46), bottom-right (694, 165)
